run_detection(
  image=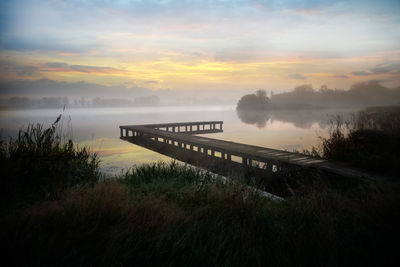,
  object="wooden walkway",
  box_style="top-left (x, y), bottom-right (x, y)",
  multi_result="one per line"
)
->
top-left (120, 121), bottom-right (377, 180)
